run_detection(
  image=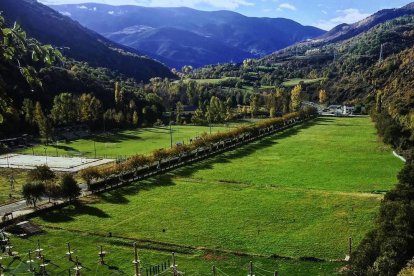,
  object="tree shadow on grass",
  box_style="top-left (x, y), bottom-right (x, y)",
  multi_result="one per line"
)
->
top-left (173, 119), bottom-right (322, 179)
top-left (97, 175), bottom-right (176, 204)
top-left (39, 203), bottom-right (110, 223)
top-left (91, 132), bottom-right (143, 144)
top-left (49, 144), bottom-right (79, 152)
top-left (99, 190), bottom-right (131, 204)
